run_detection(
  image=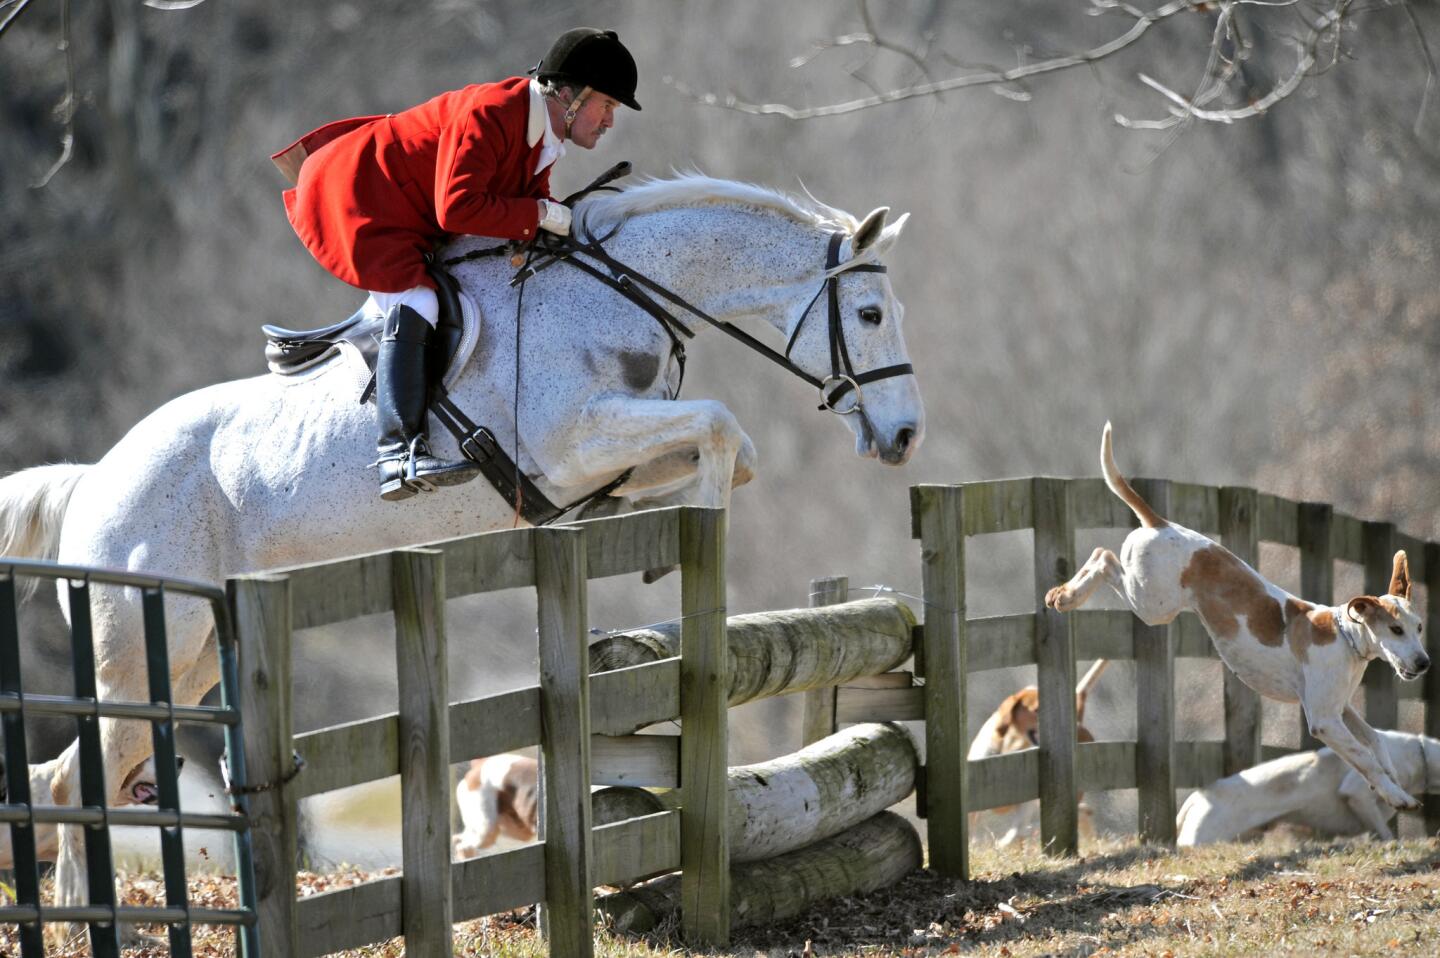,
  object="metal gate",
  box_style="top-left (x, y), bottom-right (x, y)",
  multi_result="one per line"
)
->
top-left (0, 558), bottom-right (259, 956)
